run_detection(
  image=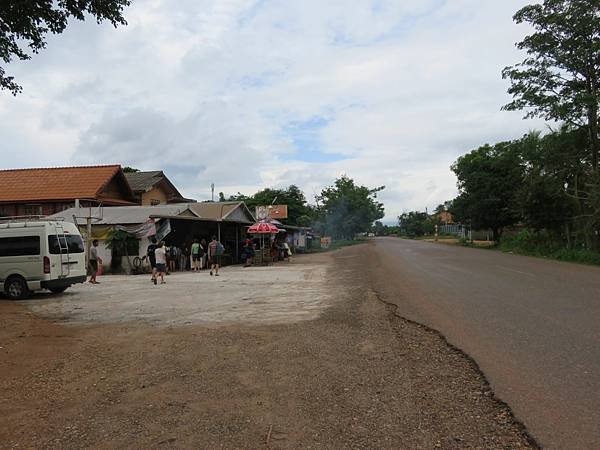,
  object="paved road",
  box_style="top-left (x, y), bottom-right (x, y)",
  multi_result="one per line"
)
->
top-left (368, 238), bottom-right (600, 449)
